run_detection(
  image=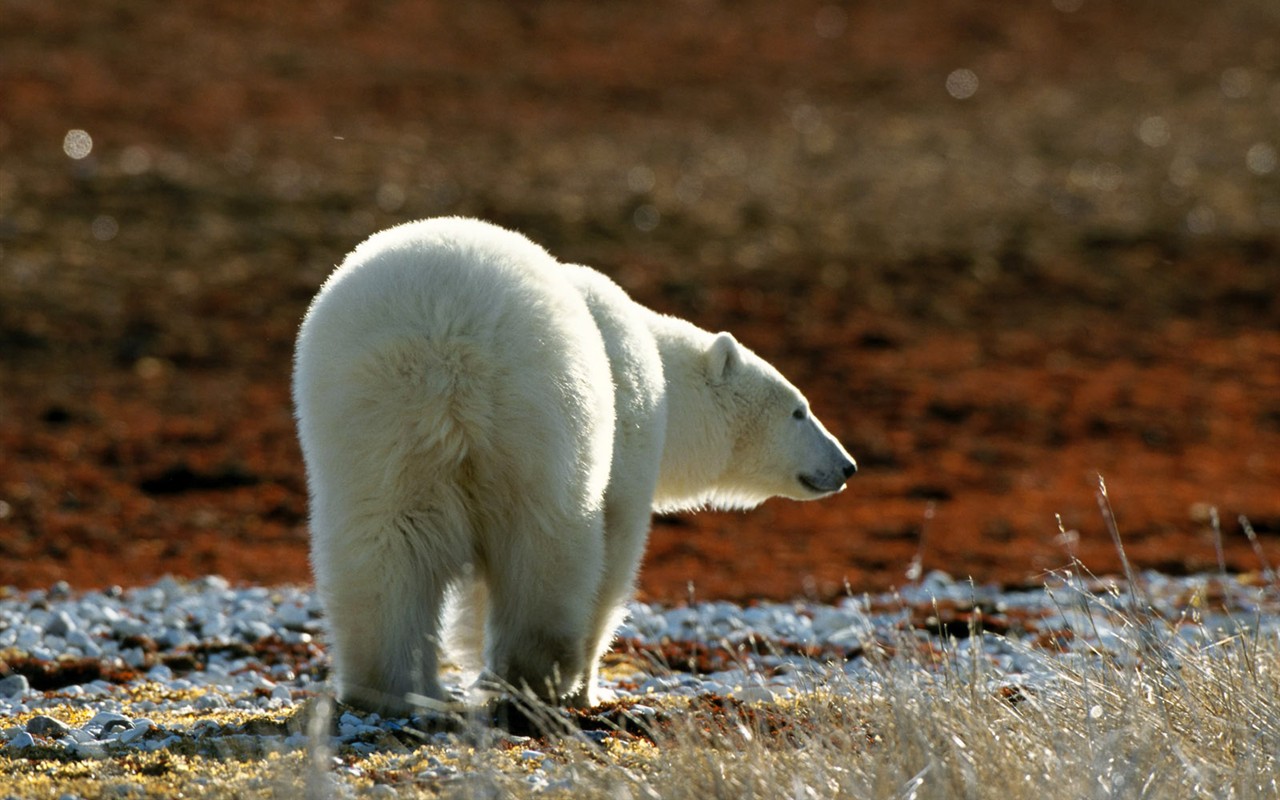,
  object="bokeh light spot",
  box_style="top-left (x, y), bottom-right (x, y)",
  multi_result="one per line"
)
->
top-left (1136, 116), bottom-right (1171, 148)
top-left (632, 204), bottom-right (660, 232)
top-left (1246, 143), bottom-right (1277, 175)
top-left (91, 215), bottom-right (119, 242)
top-left (1186, 205), bottom-right (1216, 235)
top-left (945, 69), bottom-right (979, 100)
top-left (63, 129), bottom-right (93, 160)
top-left (627, 165), bottom-right (655, 193)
